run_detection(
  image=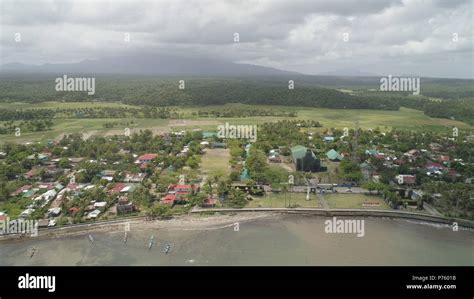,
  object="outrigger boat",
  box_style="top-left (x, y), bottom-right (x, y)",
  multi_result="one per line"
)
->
top-left (123, 231), bottom-right (128, 244)
top-left (148, 235), bottom-right (154, 250)
top-left (29, 247), bottom-right (36, 258)
top-left (162, 243), bottom-right (173, 254)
